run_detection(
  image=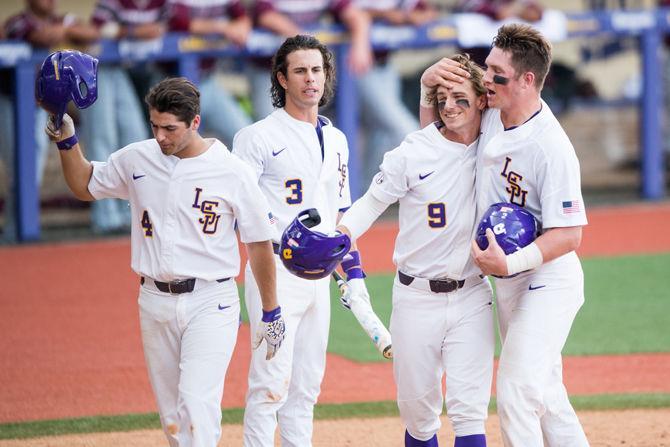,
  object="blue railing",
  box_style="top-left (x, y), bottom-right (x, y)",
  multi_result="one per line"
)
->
top-left (1, 9), bottom-right (668, 241)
